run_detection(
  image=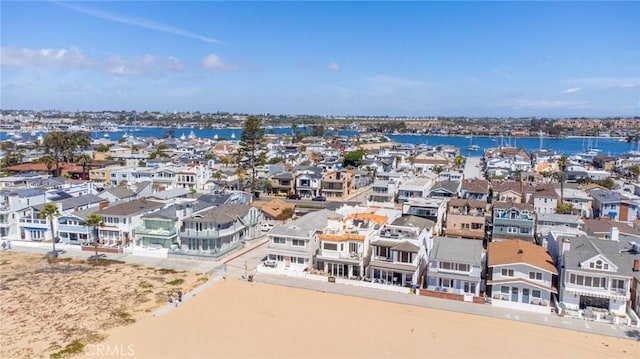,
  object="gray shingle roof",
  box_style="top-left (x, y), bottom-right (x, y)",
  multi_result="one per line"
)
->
top-left (270, 209), bottom-right (342, 238)
top-left (187, 204), bottom-right (251, 225)
top-left (98, 198), bottom-right (164, 216)
top-left (105, 186), bottom-right (135, 199)
top-left (430, 236), bottom-right (483, 266)
top-left (58, 194), bottom-right (104, 211)
top-left (391, 215), bottom-right (435, 230)
top-left (430, 180), bottom-right (460, 194)
top-left (563, 236), bottom-right (640, 278)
